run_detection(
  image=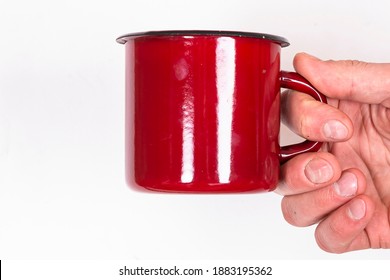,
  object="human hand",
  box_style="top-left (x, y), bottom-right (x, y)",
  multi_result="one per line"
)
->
top-left (276, 53), bottom-right (390, 253)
